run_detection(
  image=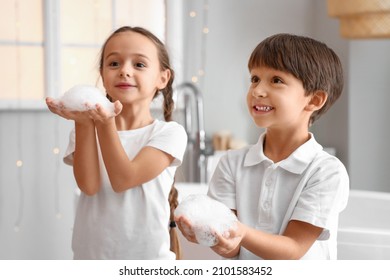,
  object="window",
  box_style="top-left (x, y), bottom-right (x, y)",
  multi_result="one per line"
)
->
top-left (0, 0), bottom-right (166, 110)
